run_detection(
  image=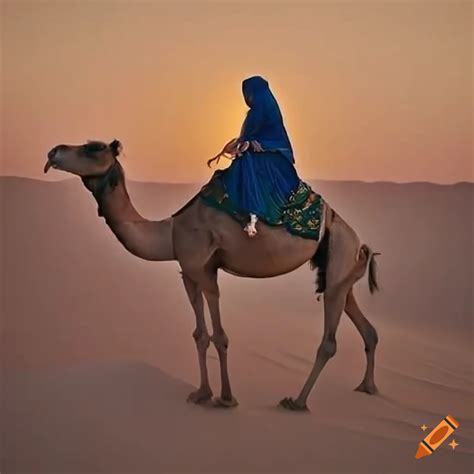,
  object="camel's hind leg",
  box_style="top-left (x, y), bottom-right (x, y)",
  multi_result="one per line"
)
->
top-left (345, 288), bottom-right (379, 394)
top-left (280, 286), bottom-right (347, 411)
top-left (181, 273), bottom-right (213, 404)
top-left (280, 214), bottom-right (366, 411)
